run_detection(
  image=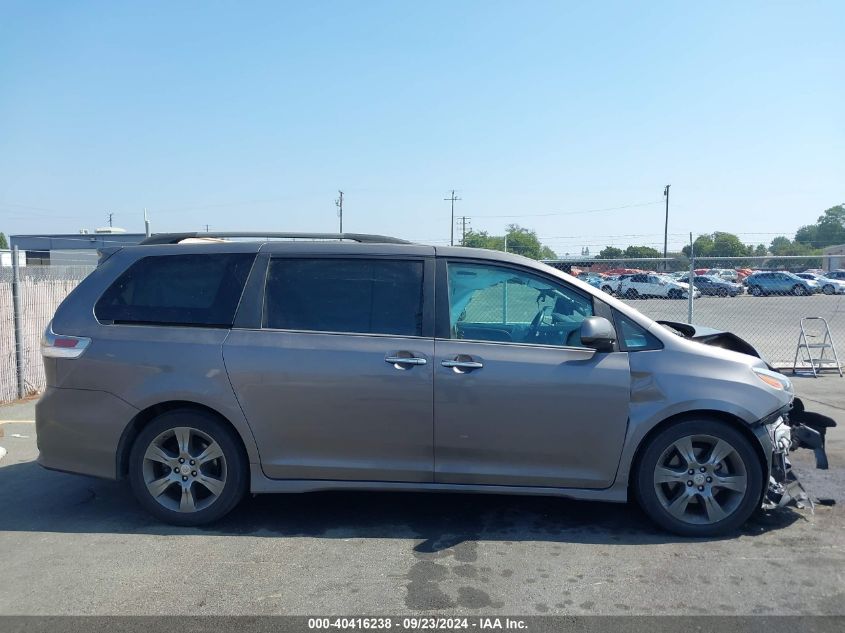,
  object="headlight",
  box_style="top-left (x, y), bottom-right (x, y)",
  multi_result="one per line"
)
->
top-left (752, 367), bottom-right (793, 394)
